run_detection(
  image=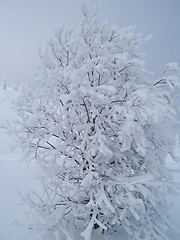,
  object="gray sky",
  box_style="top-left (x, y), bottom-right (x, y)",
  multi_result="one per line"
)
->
top-left (0, 0), bottom-right (180, 84)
